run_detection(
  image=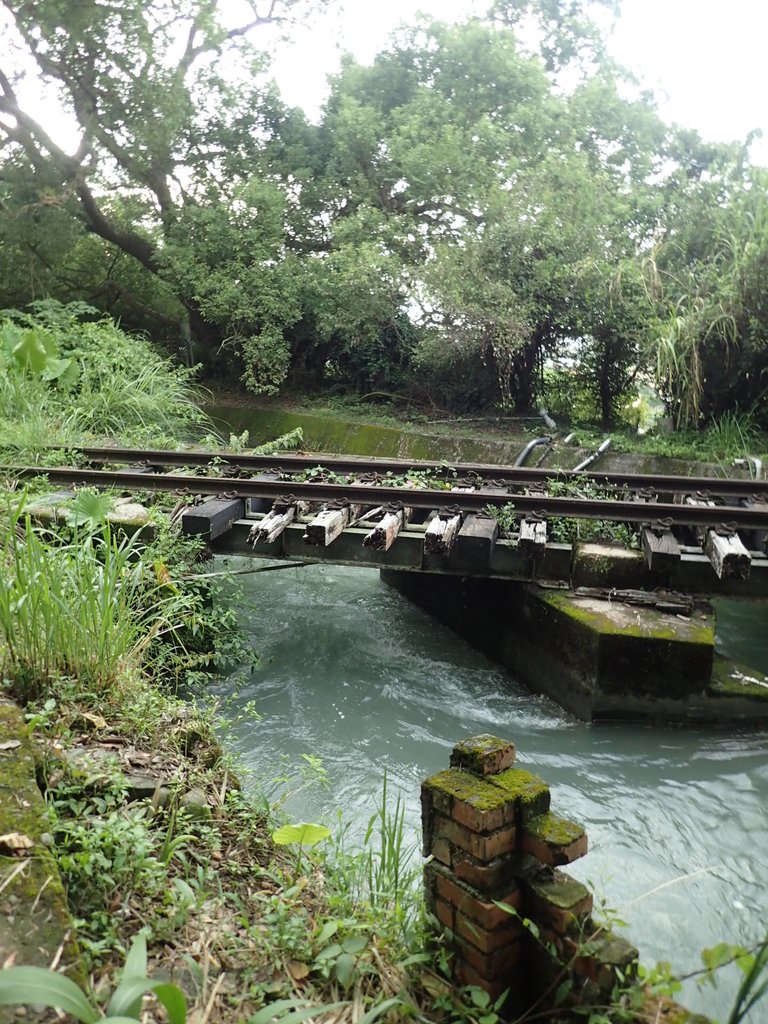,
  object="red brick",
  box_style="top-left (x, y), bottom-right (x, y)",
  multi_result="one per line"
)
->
top-left (452, 797), bottom-right (516, 833)
top-left (520, 830), bottom-right (588, 867)
top-left (455, 911), bottom-right (523, 953)
top-left (435, 897), bottom-right (455, 931)
top-left (455, 936), bottom-right (522, 979)
top-left (434, 813), bottom-right (517, 861)
top-left (524, 869), bottom-right (594, 936)
top-left (453, 961), bottom-right (511, 1002)
top-left (434, 870), bottom-right (522, 929)
top-left (421, 780), bottom-right (453, 818)
top-left (527, 891), bottom-right (594, 935)
top-left (450, 736), bottom-right (517, 776)
top-left (454, 856), bottom-right (516, 893)
top-left (431, 836), bottom-right (452, 866)
top-left (572, 935), bottom-right (639, 990)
